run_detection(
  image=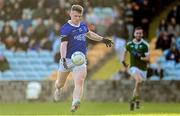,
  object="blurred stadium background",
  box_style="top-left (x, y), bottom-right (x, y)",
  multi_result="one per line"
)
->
top-left (0, 0), bottom-right (180, 115)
